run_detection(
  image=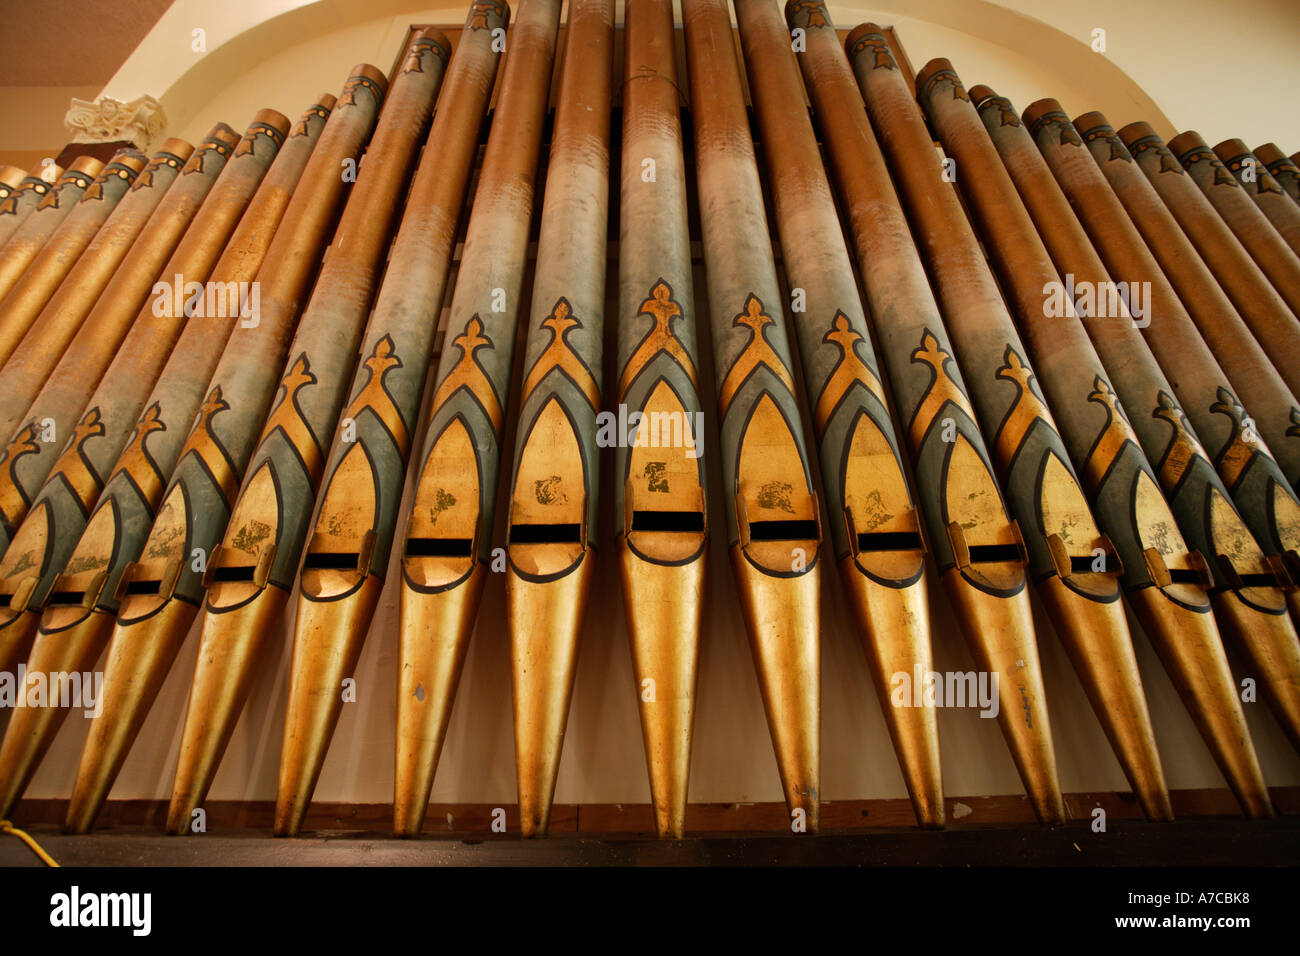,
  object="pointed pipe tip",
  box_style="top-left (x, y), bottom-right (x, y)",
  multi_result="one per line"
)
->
top-left (836, 558), bottom-right (945, 829)
top-left (274, 576), bottom-right (383, 841)
top-left (1036, 576), bottom-right (1173, 822)
top-left (393, 564), bottom-right (488, 837)
top-left (0, 611), bottom-right (39, 678)
top-left (618, 537), bottom-right (705, 840)
top-left (1211, 593), bottom-right (1300, 759)
top-left (64, 600), bottom-right (203, 834)
top-left (167, 589), bottom-right (283, 838)
top-left (0, 611), bottom-right (115, 818)
top-left (1128, 587), bottom-right (1274, 818)
top-left (507, 552), bottom-right (596, 839)
top-left (941, 568), bottom-right (1066, 825)
top-left (728, 546), bottom-right (821, 832)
